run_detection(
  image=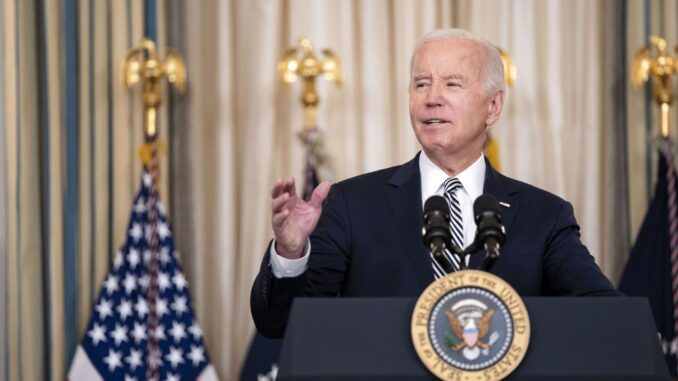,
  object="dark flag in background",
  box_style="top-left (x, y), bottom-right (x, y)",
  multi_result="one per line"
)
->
top-left (619, 147), bottom-right (677, 376)
top-left (238, 332), bottom-right (282, 381)
top-left (302, 155), bottom-right (321, 201)
top-left (300, 126), bottom-right (326, 201)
